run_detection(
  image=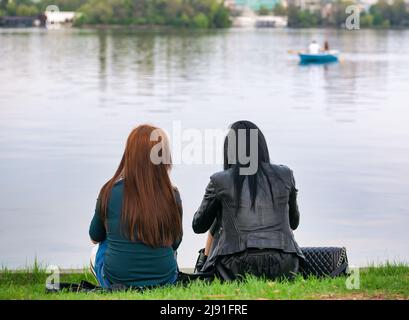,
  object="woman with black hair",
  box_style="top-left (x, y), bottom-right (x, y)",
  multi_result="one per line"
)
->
top-left (192, 121), bottom-right (304, 280)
